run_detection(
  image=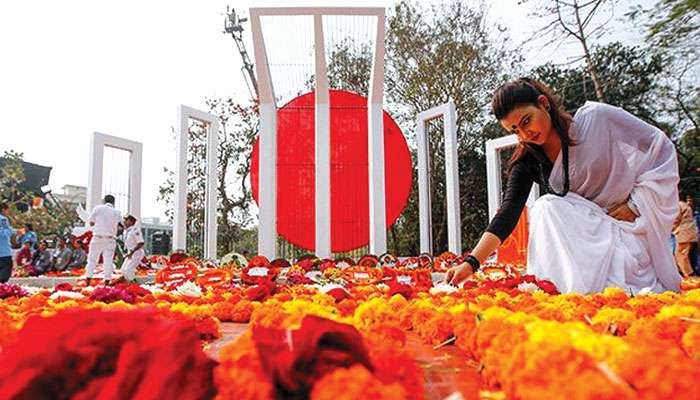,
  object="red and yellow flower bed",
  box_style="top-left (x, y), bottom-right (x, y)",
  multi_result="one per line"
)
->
top-left (1, 255), bottom-right (700, 399)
